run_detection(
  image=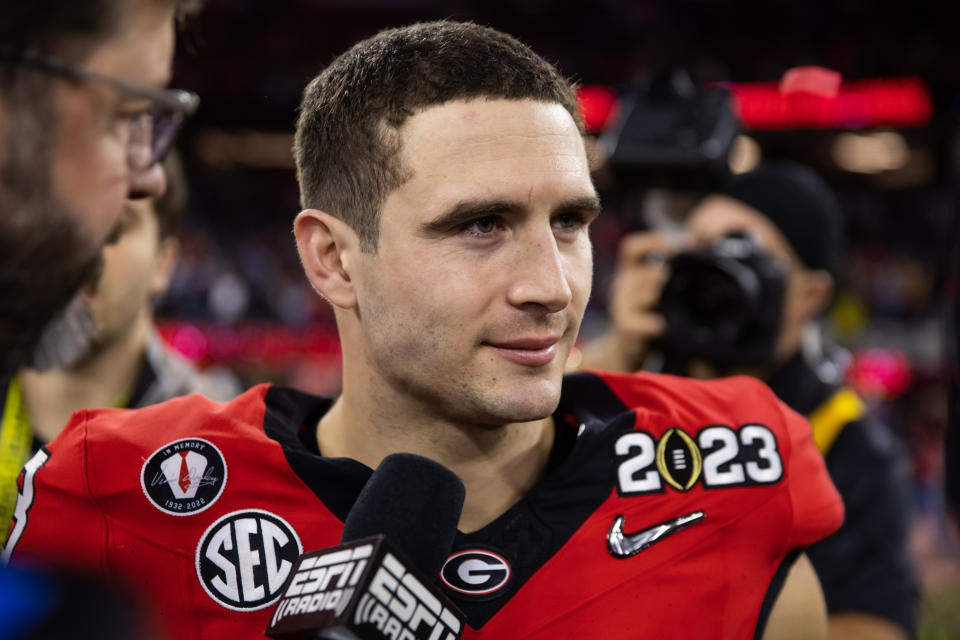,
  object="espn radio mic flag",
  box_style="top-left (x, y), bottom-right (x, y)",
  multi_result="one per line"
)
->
top-left (265, 535), bottom-right (465, 640)
top-left (266, 454), bottom-right (467, 640)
